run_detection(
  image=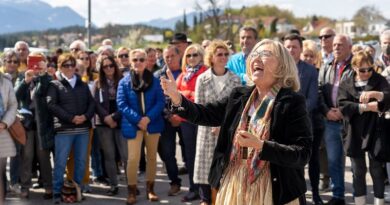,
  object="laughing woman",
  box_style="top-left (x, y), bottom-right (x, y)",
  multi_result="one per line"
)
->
top-left (161, 39), bottom-right (312, 205)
